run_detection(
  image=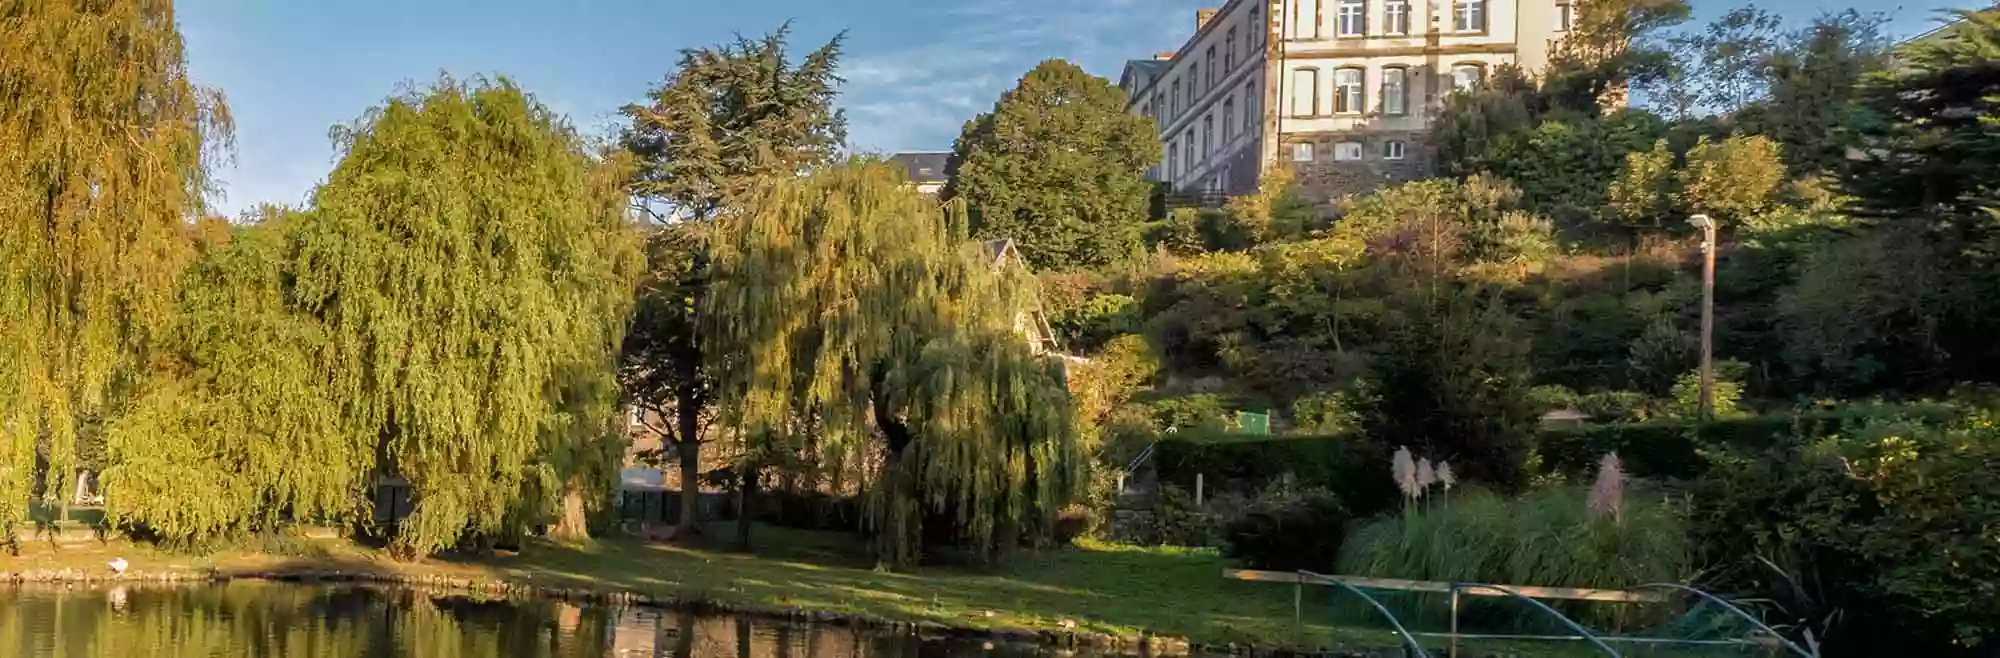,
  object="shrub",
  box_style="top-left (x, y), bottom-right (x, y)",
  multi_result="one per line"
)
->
top-left (1534, 404), bottom-right (1964, 480)
top-left (1575, 390), bottom-right (1650, 422)
top-left (1691, 414), bottom-right (2000, 654)
top-left (1221, 483), bottom-right (1349, 571)
top-left (1338, 486), bottom-right (1692, 631)
top-left (1154, 435), bottom-right (1397, 518)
